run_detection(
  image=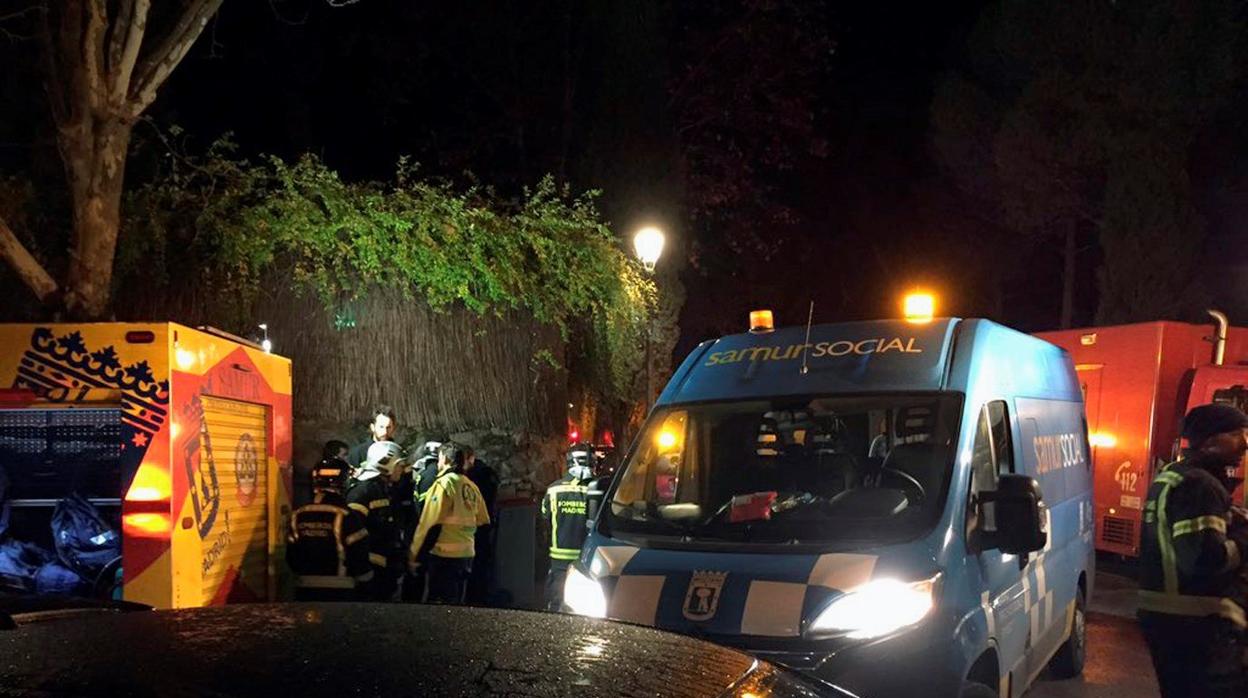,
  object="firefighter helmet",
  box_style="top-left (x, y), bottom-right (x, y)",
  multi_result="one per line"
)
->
top-left (567, 443), bottom-right (593, 481)
top-left (421, 441), bottom-right (443, 458)
top-left (363, 441), bottom-right (406, 475)
top-left (311, 457), bottom-right (350, 492)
